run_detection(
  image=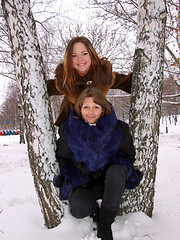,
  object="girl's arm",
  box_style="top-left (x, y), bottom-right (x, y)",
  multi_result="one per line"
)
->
top-left (111, 72), bottom-right (132, 94)
top-left (56, 122), bottom-right (74, 168)
top-left (117, 120), bottom-right (136, 163)
top-left (47, 79), bottom-right (64, 96)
